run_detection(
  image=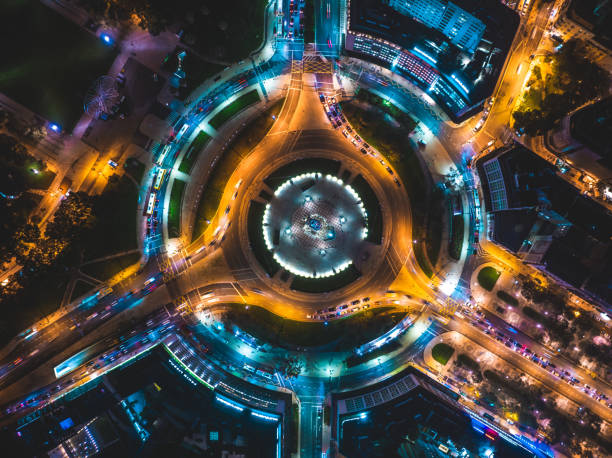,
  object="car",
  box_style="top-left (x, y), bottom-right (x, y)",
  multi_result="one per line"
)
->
top-left (351, 299), bottom-right (360, 305)
top-left (339, 304), bottom-right (349, 310)
top-left (328, 306), bottom-right (336, 312)
top-left (346, 125), bottom-right (353, 133)
top-left (225, 205), bottom-right (230, 214)
top-left (360, 148), bottom-right (368, 154)
top-left (319, 94), bottom-right (325, 102)
top-left (342, 130), bottom-right (349, 138)
top-left (379, 159), bottom-right (386, 165)
top-left (393, 178), bottom-right (401, 187)
top-left (354, 135), bottom-right (361, 143)
top-left (386, 166), bottom-right (393, 175)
